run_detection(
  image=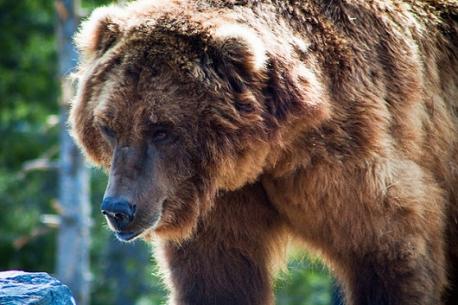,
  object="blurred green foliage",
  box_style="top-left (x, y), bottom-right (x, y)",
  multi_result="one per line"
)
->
top-left (0, 0), bottom-right (59, 274)
top-left (0, 1), bottom-right (333, 304)
top-left (276, 253), bottom-right (332, 305)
